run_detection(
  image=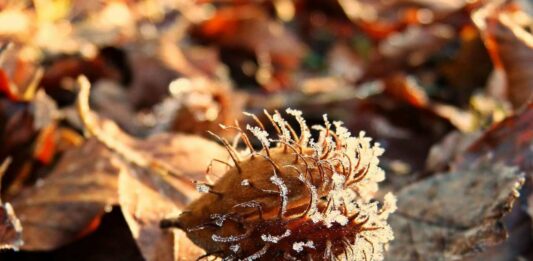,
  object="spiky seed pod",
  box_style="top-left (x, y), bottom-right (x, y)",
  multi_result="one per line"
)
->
top-left (162, 109), bottom-right (396, 261)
